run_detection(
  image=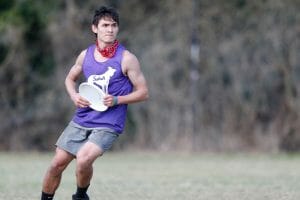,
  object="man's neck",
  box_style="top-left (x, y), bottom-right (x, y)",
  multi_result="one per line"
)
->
top-left (97, 41), bottom-right (114, 49)
top-left (95, 40), bottom-right (119, 58)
